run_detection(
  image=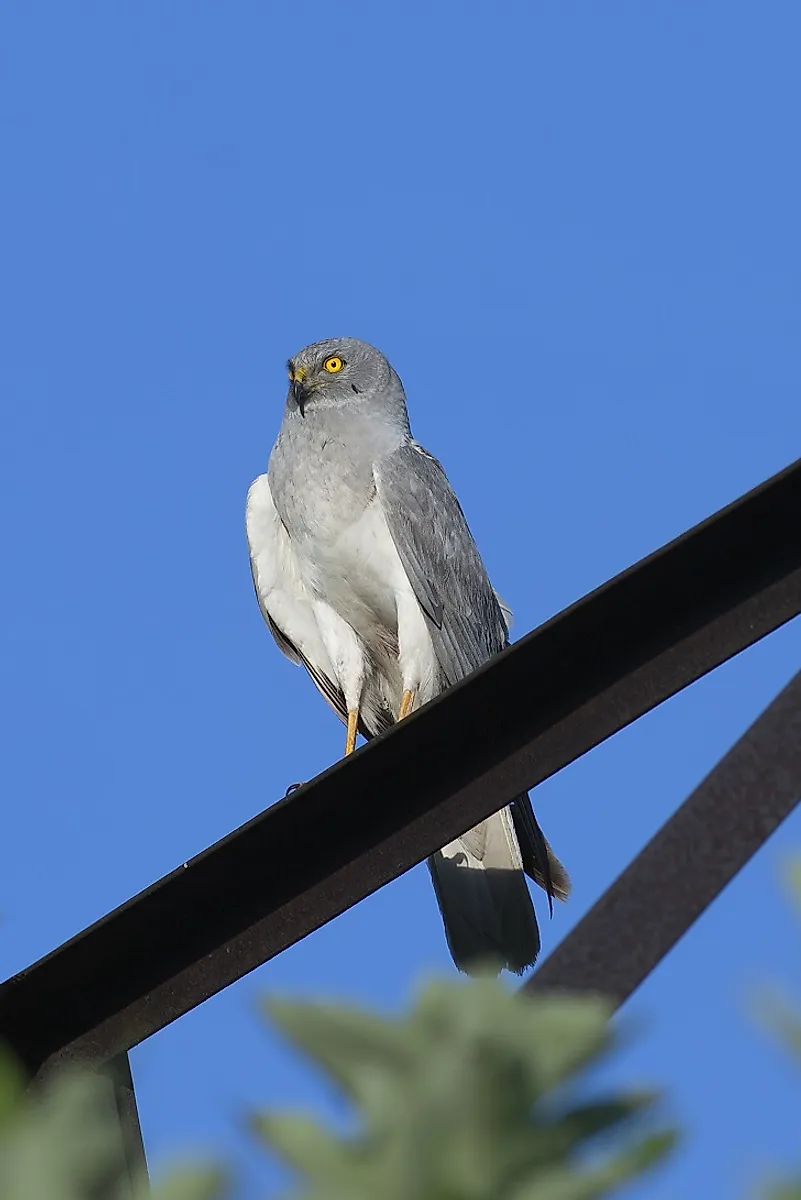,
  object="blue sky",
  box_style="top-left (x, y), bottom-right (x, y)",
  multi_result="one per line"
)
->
top-left (1, 1), bottom-right (800, 1195)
